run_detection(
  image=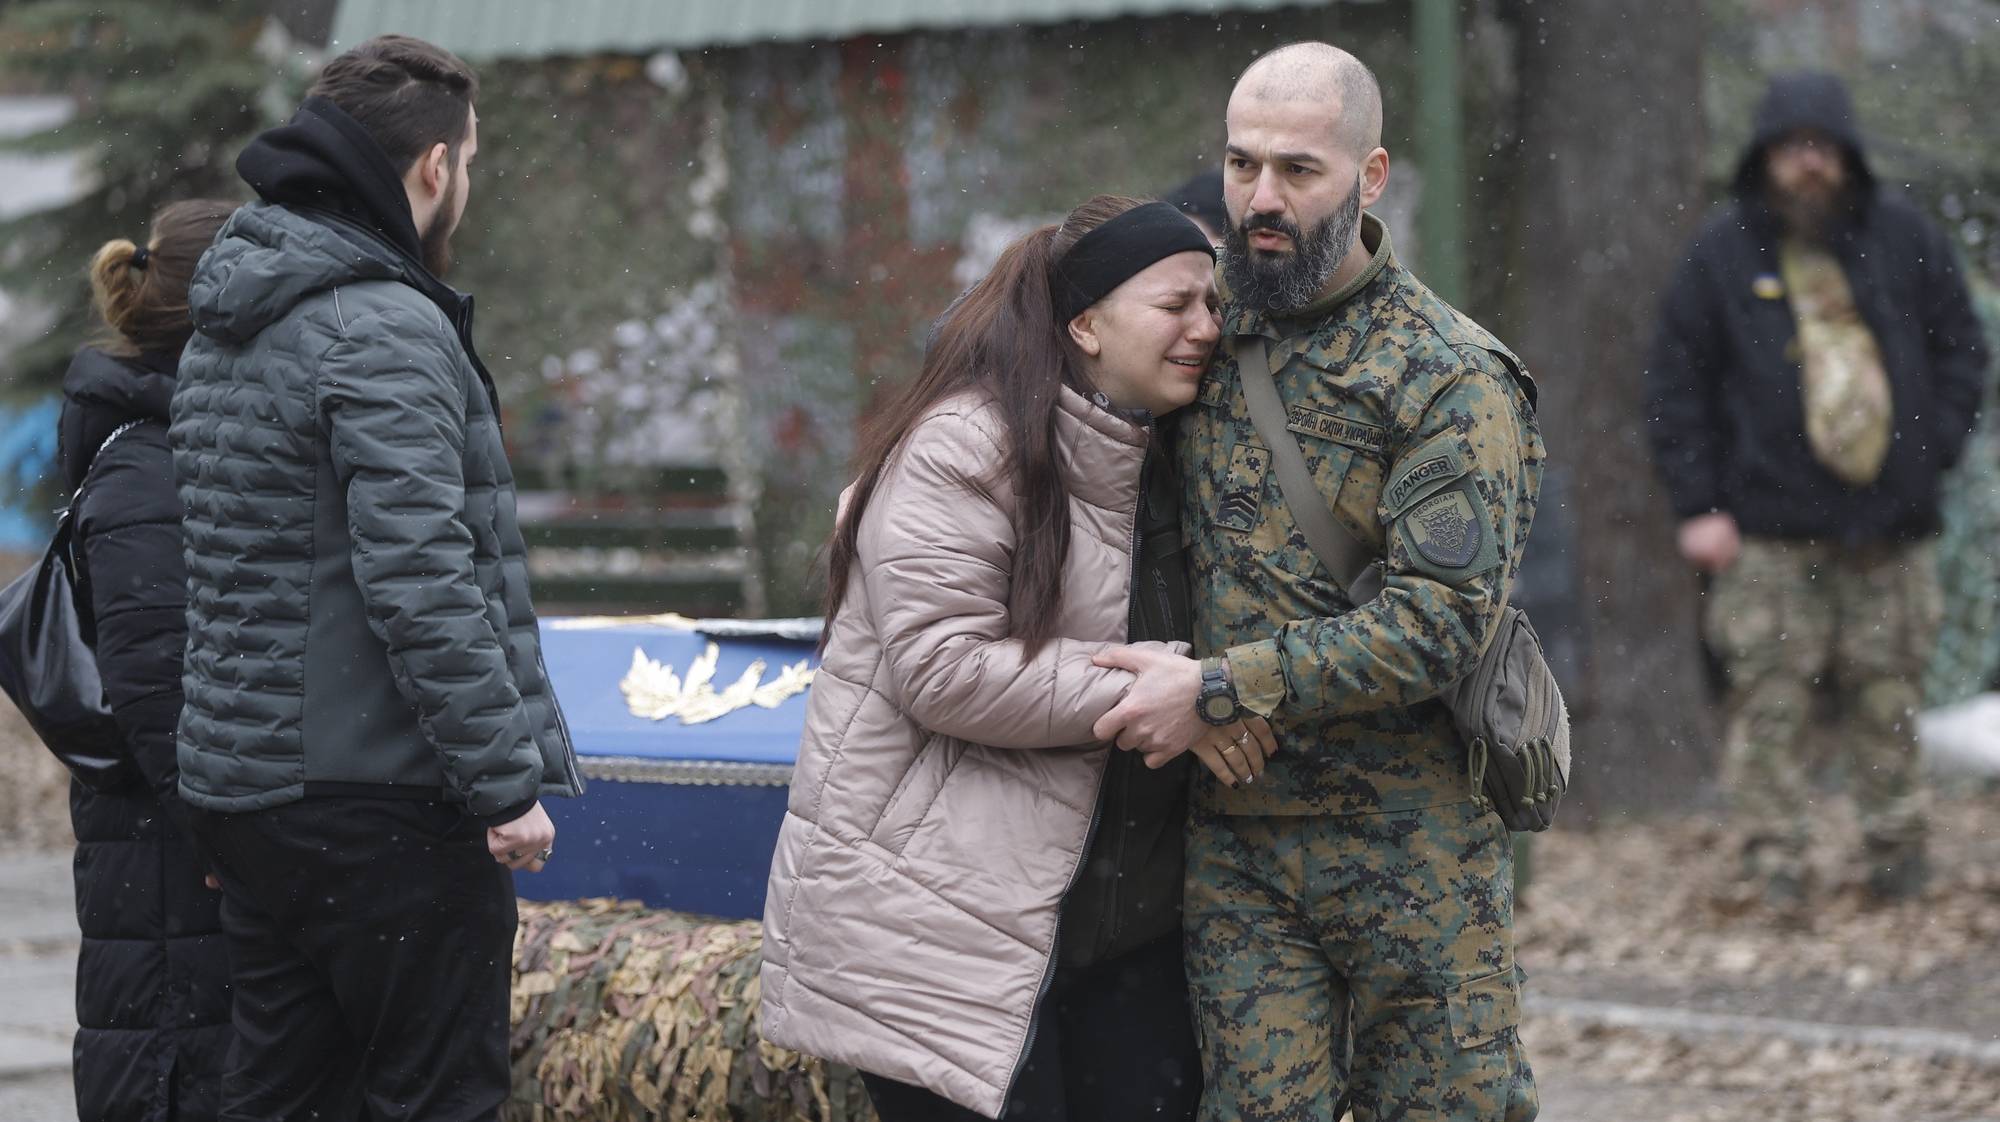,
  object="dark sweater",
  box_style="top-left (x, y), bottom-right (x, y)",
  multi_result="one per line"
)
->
top-left (1060, 417), bottom-right (1194, 969)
